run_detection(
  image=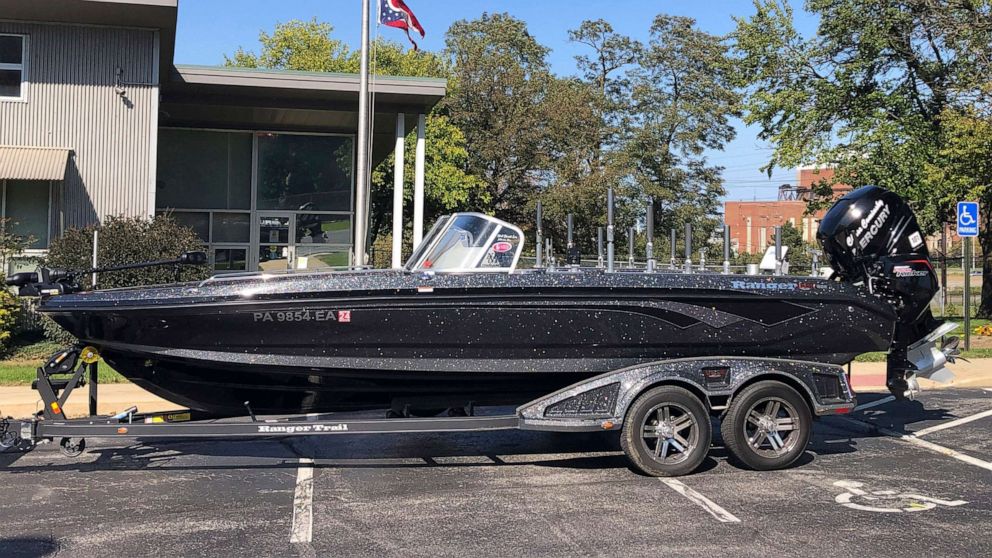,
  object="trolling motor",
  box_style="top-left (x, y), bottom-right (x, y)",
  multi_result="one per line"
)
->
top-left (817, 186), bottom-right (958, 400)
top-left (6, 251), bottom-right (208, 298)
